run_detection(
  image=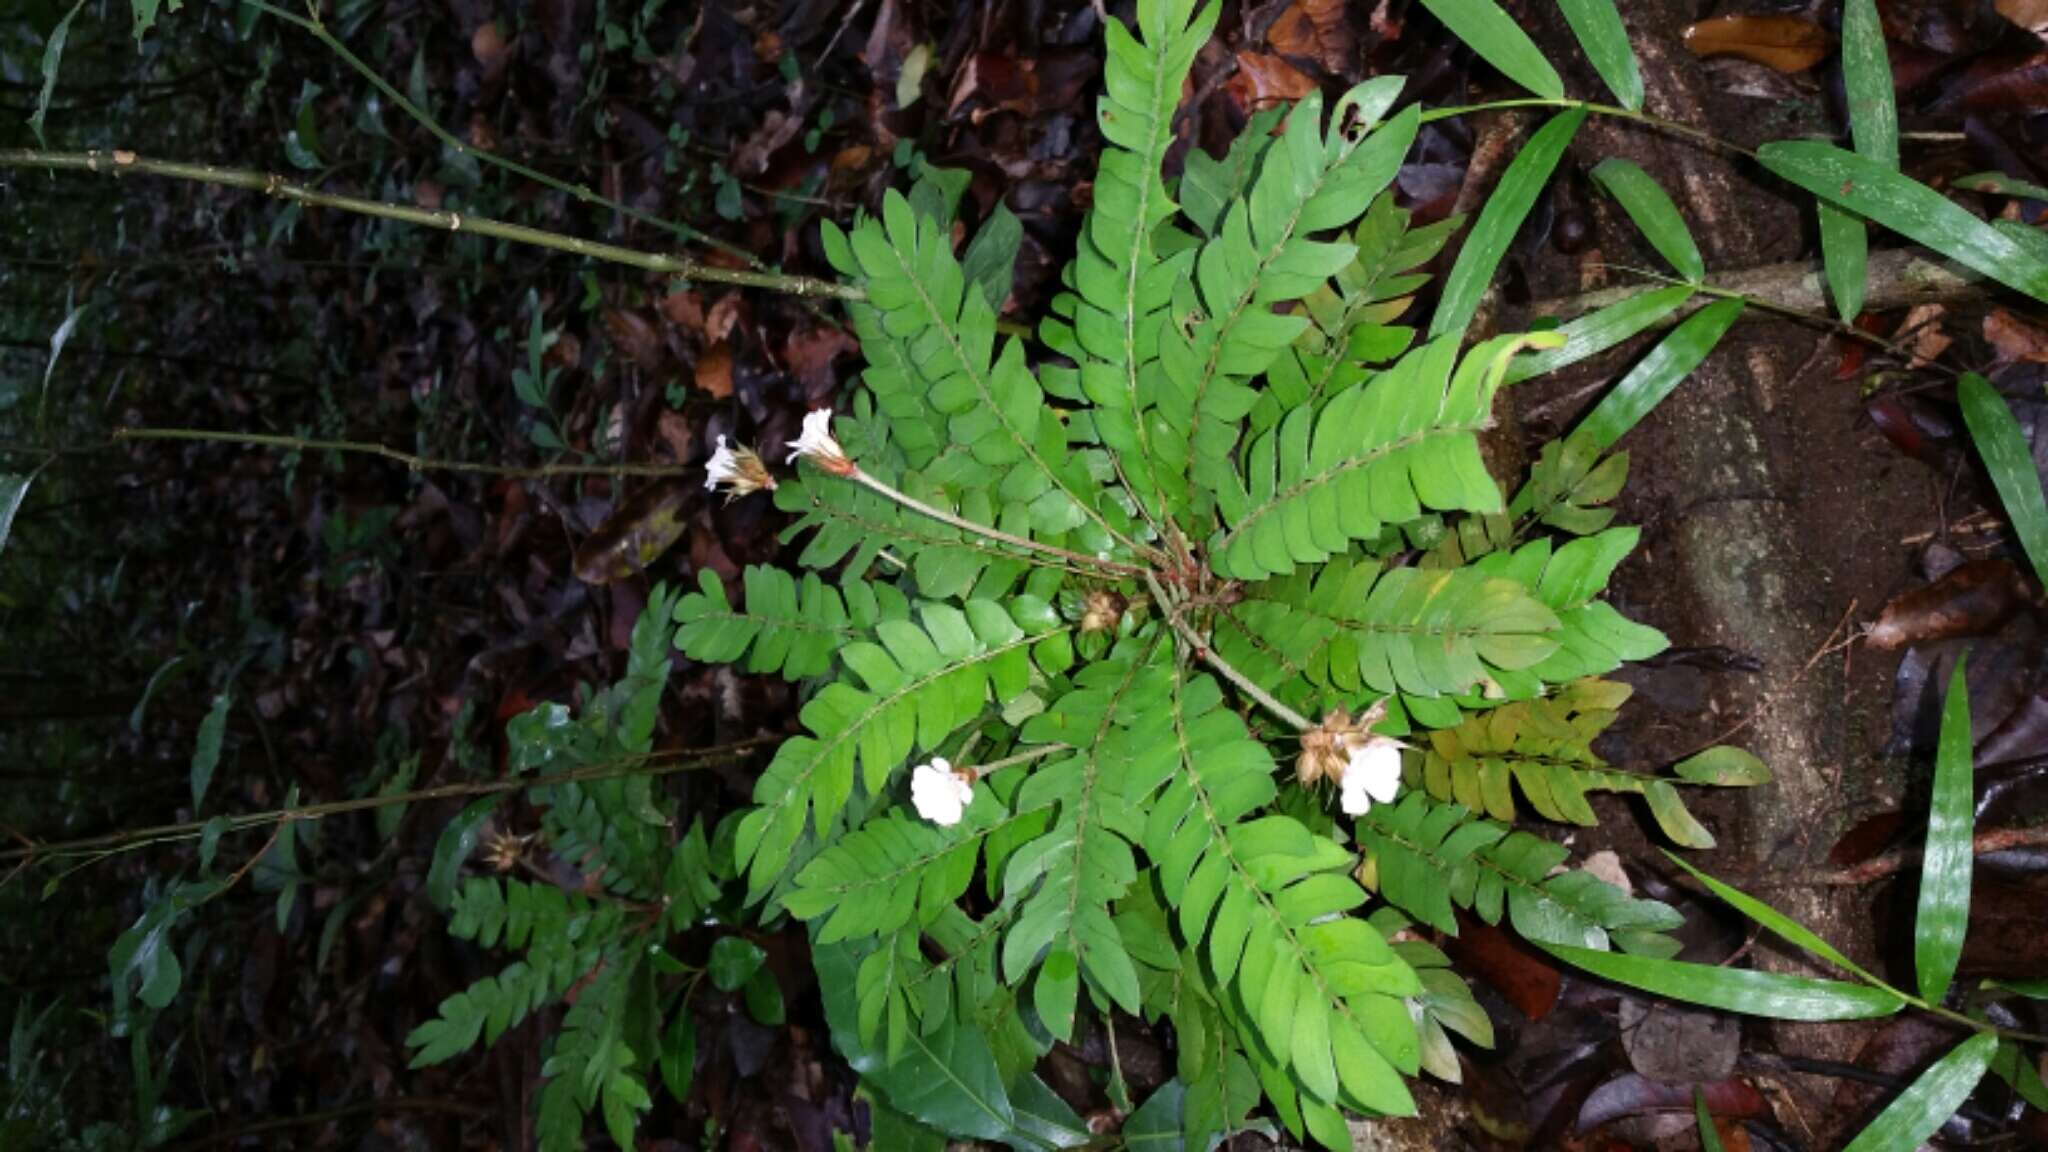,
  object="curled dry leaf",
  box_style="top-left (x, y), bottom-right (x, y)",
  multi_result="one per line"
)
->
top-left (573, 482), bottom-right (692, 586)
top-left (1898, 302), bottom-right (1954, 368)
top-left (694, 343), bottom-right (735, 399)
top-left (1228, 51), bottom-right (1318, 109)
top-left (1867, 559), bottom-right (2034, 649)
top-left (1682, 14), bottom-right (1832, 73)
top-left (1986, 309), bottom-right (2048, 364)
top-left (1996, 0), bottom-right (2048, 39)
top-left (604, 309), bottom-right (664, 372)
